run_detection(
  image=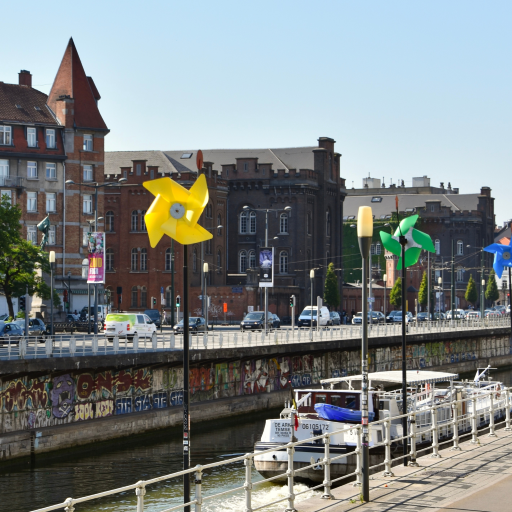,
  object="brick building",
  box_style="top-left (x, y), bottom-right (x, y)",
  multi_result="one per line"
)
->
top-left (0, 38), bottom-right (109, 317)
